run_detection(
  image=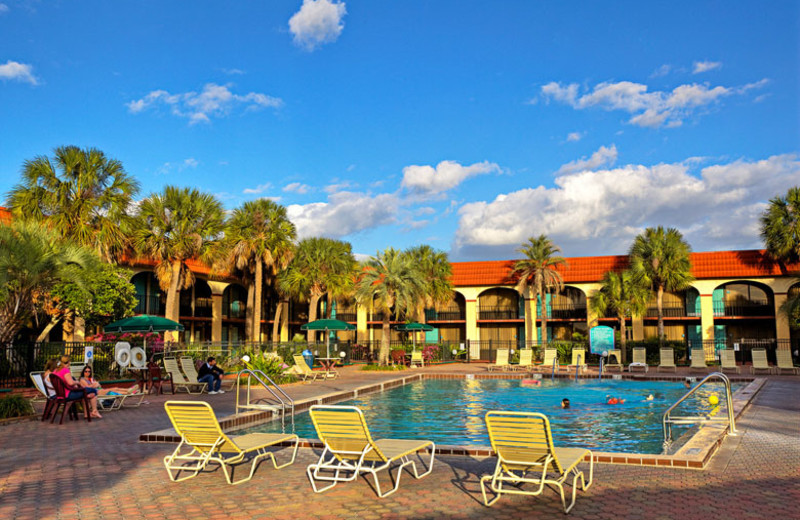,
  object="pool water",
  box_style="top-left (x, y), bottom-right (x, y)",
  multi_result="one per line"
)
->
top-left (247, 378), bottom-right (739, 454)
